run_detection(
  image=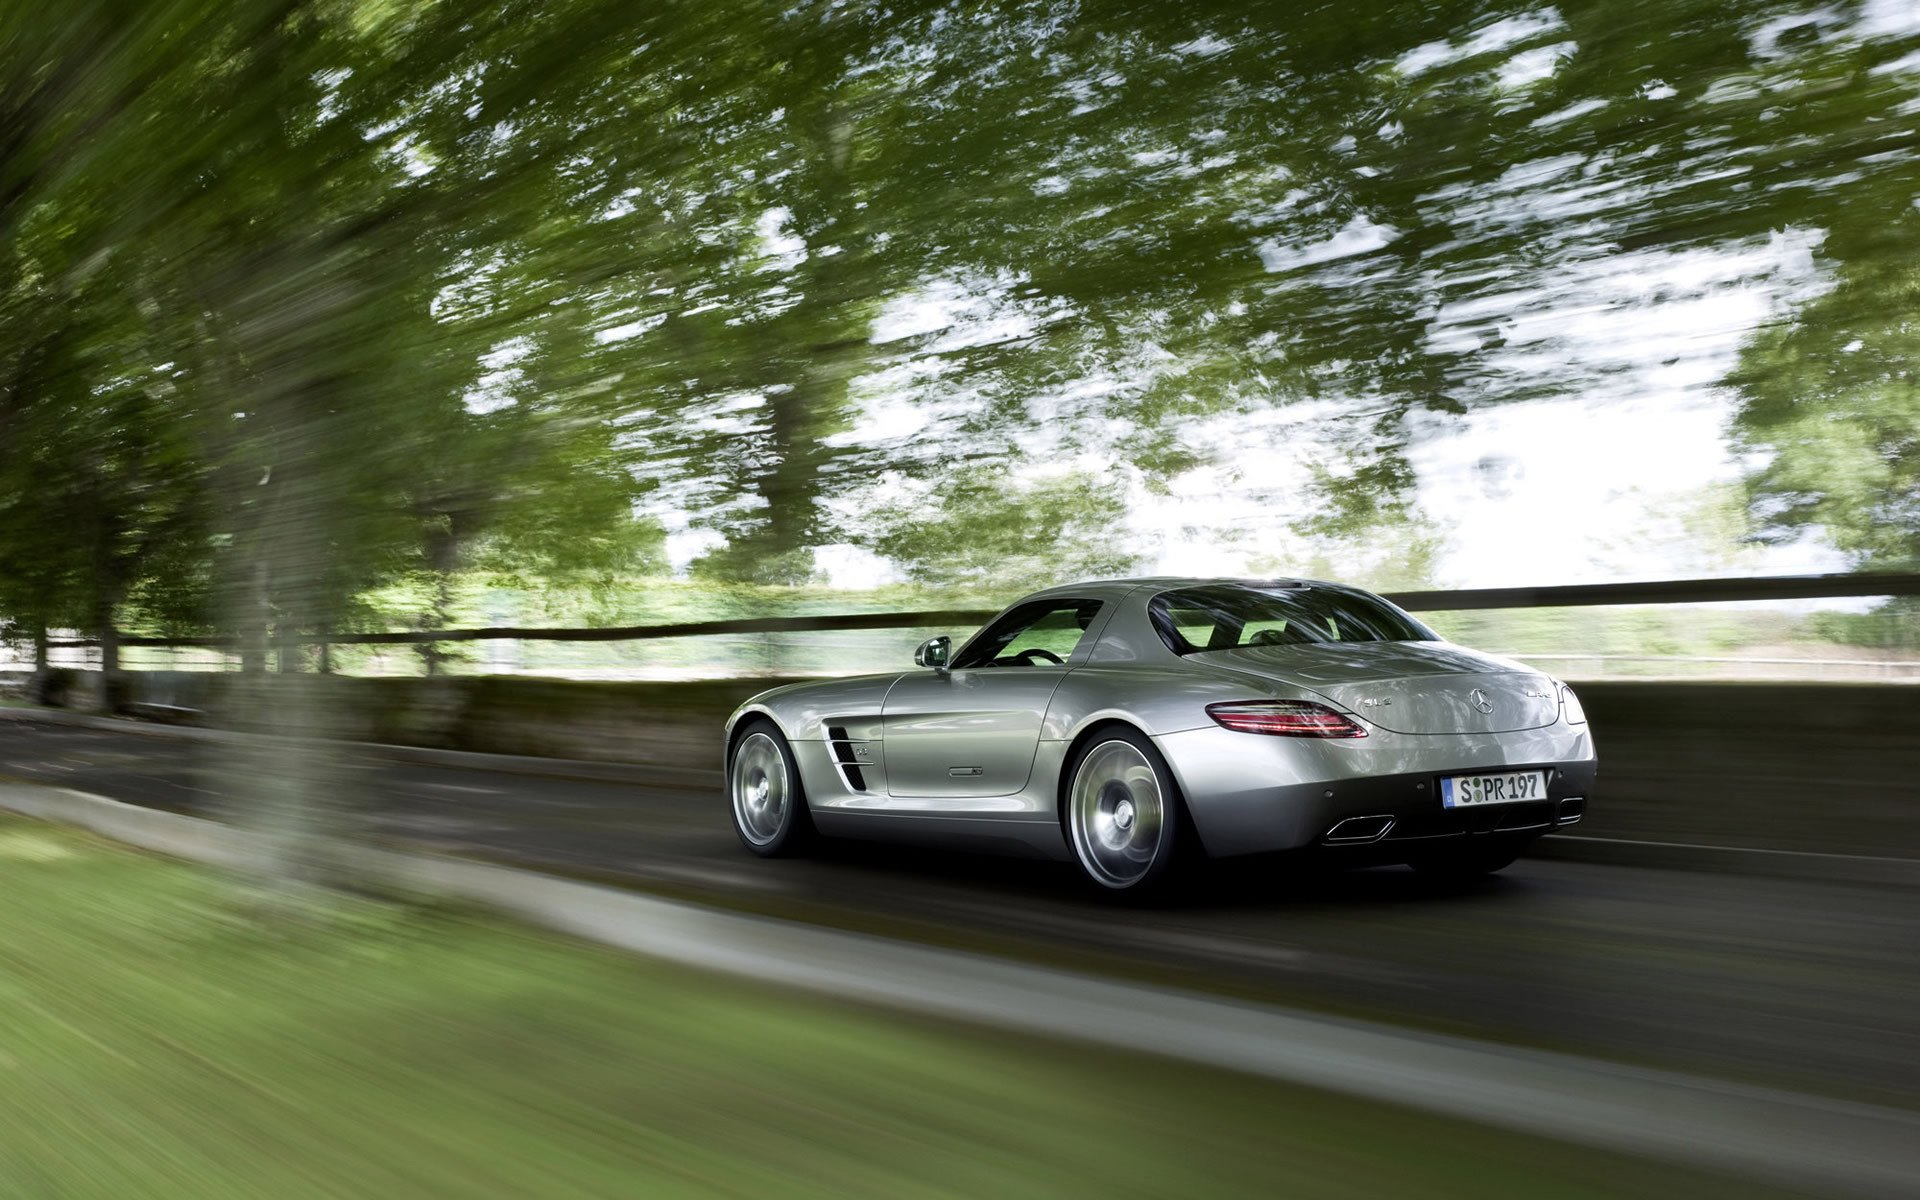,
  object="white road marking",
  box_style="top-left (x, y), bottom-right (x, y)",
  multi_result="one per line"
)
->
top-left (420, 783), bottom-right (503, 796)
